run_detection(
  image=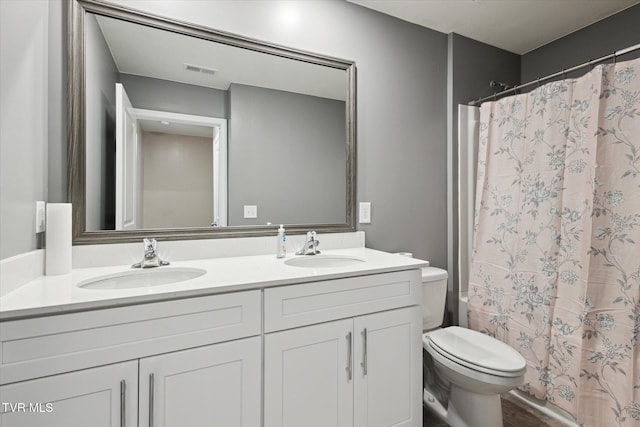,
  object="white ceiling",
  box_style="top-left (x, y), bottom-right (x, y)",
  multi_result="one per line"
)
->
top-left (347, 0), bottom-right (639, 54)
top-left (95, 15), bottom-right (347, 100)
top-left (137, 119), bottom-right (214, 138)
